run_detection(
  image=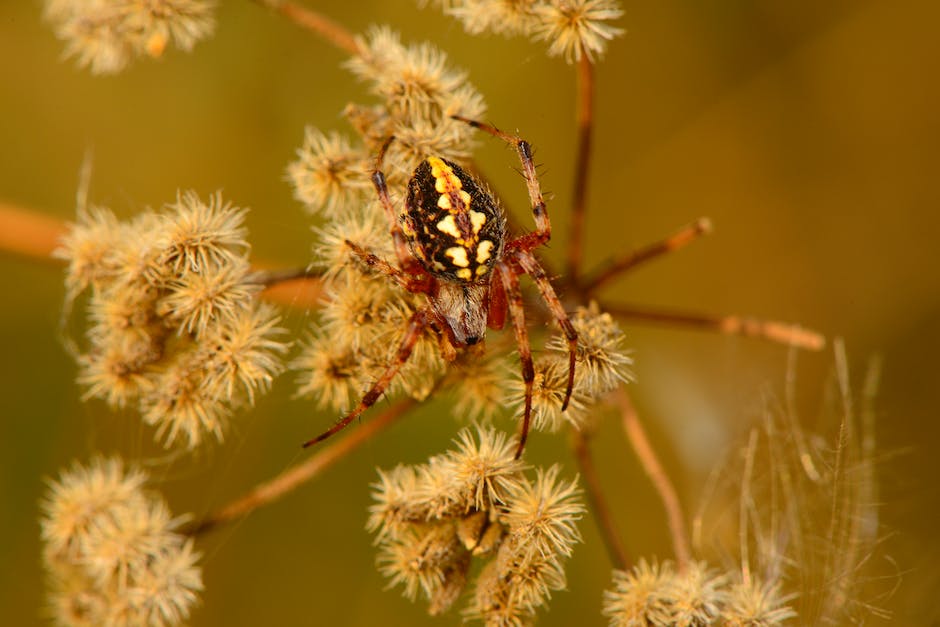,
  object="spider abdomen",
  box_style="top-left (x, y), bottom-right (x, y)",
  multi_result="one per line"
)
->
top-left (403, 157), bottom-right (505, 283)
